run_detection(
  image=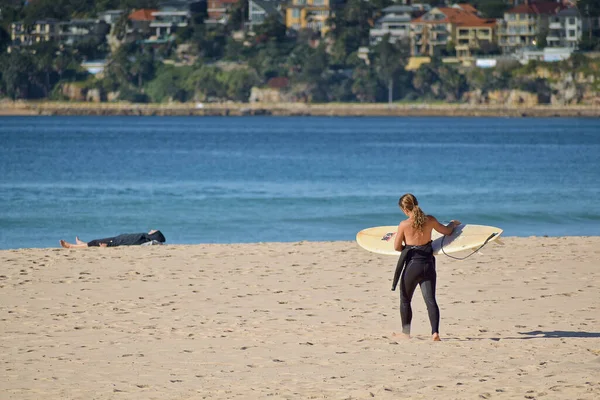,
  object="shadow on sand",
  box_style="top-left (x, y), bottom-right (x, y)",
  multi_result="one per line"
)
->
top-left (516, 330), bottom-right (600, 339)
top-left (446, 330), bottom-right (600, 342)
